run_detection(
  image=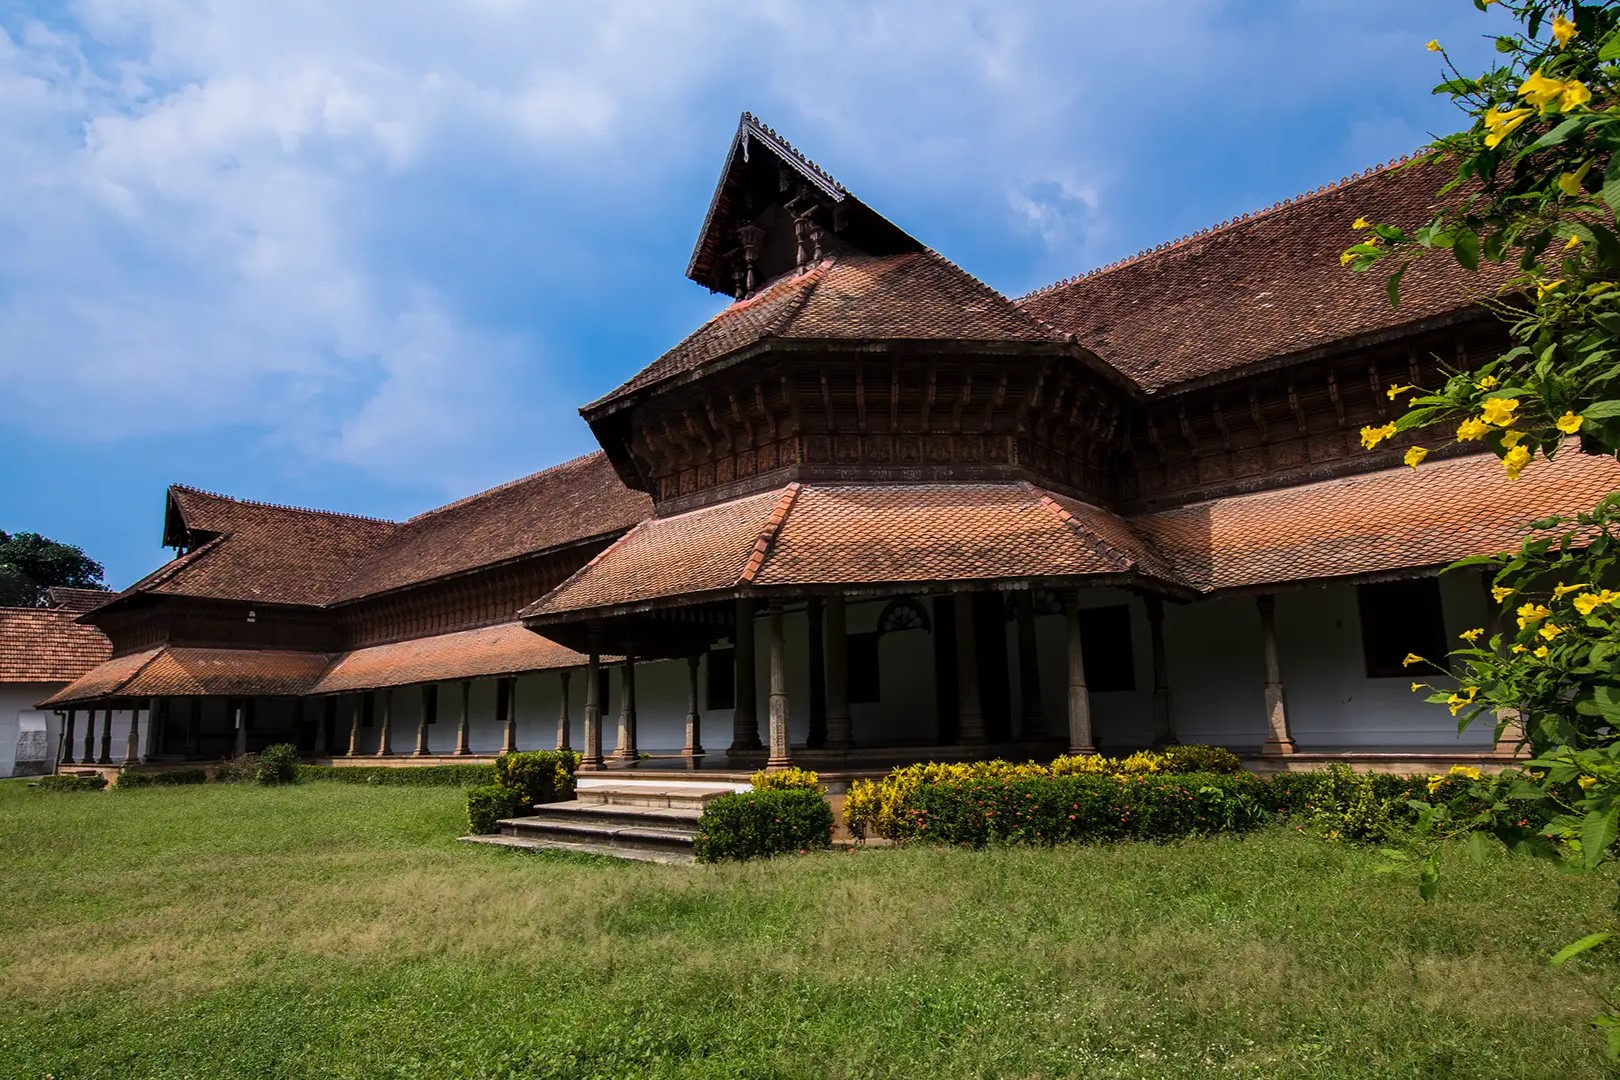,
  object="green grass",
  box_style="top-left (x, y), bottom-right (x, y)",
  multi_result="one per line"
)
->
top-left (0, 779), bottom-right (1615, 1079)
